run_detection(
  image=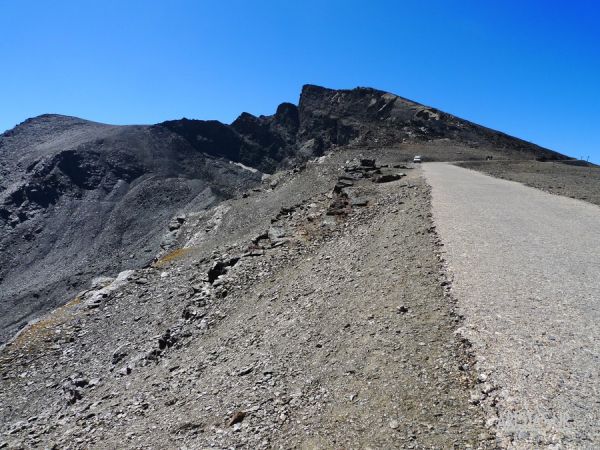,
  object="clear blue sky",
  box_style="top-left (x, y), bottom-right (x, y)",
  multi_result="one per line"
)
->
top-left (1, 0), bottom-right (598, 161)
